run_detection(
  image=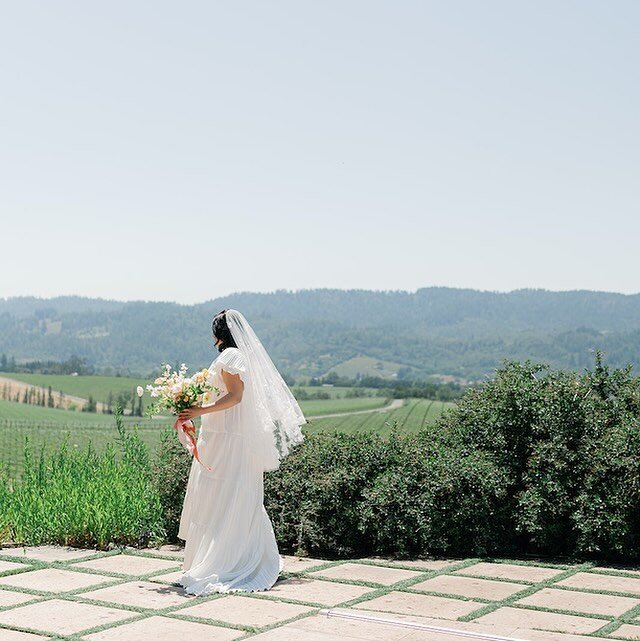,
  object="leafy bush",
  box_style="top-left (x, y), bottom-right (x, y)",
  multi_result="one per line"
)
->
top-left (437, 352), bottom-right (640, 561)
top-left (151, 425), bottom-right (192, 541)
top-left (359, 430), bottom-right (511, 558)
top-left (264, 430), bottom-right (388, 557)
